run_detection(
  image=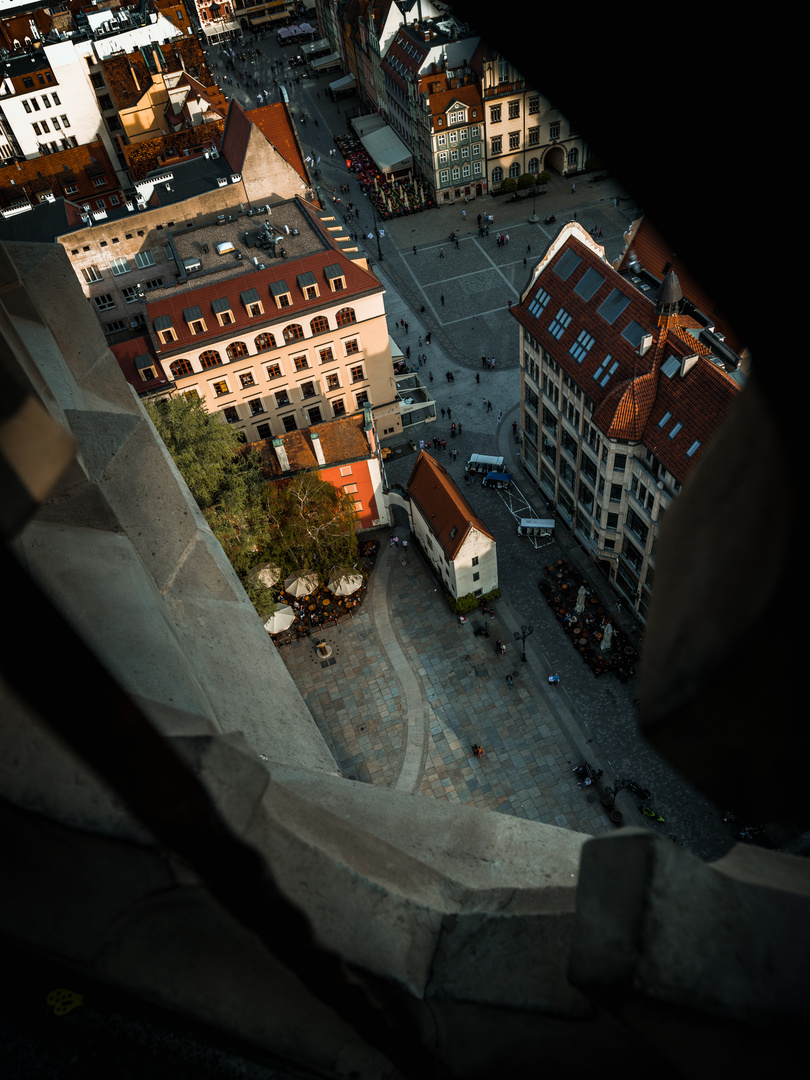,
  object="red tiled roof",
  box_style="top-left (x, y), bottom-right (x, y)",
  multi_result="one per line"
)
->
top-left (407, 451), bottom-right (494, 559)
top-left (146, 245), bottom-right (381, 355)
top-left (616, 215), bottom-right (745, 353)
top-left (512, 223), bottom-right (740, 486)
top-left (110, 335), bottom-right (171, 395)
